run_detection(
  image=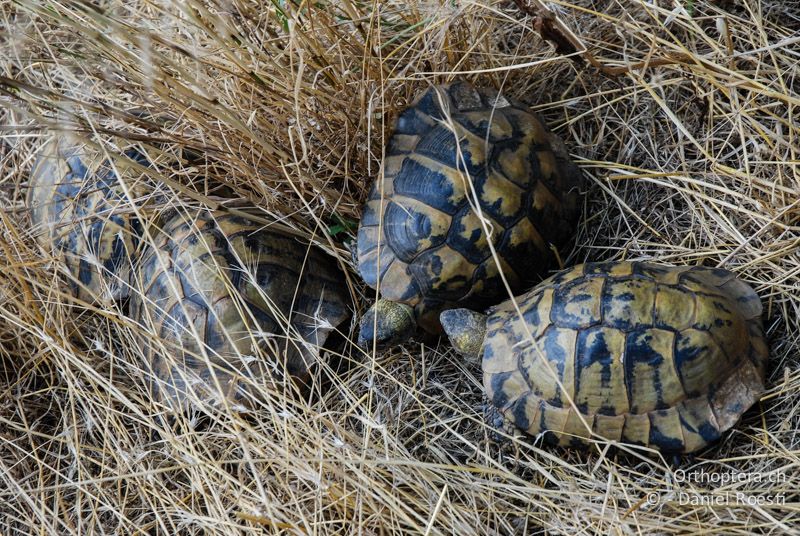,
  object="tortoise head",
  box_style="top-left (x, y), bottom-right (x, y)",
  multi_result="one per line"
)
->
top-left (440, 308), bottom-right (487, 364)
top-left (358, 299), bottom-right (417, 349)
top-left (357, 299), bottom-right (416, 349)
